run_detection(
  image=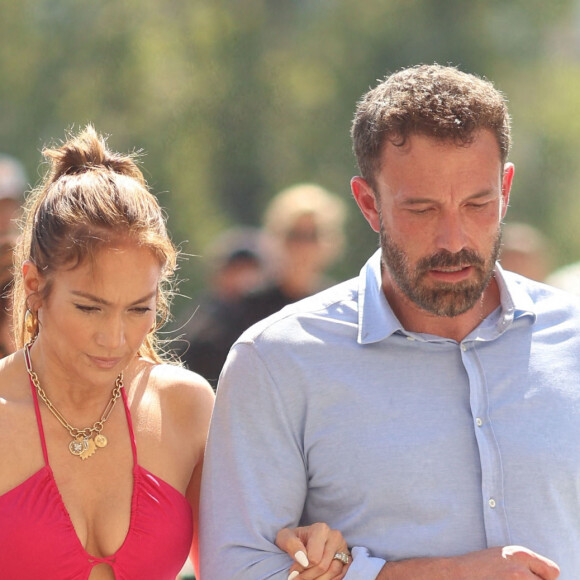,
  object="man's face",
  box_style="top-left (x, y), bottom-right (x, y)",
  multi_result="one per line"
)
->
top-left (353, 130), bottom-right (513, 319)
